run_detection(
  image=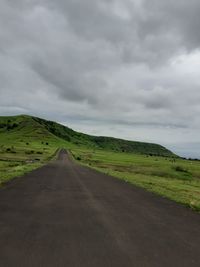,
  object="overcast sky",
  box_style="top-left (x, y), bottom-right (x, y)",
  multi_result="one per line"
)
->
top-left (1, 0), bottom-right (200, 157)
